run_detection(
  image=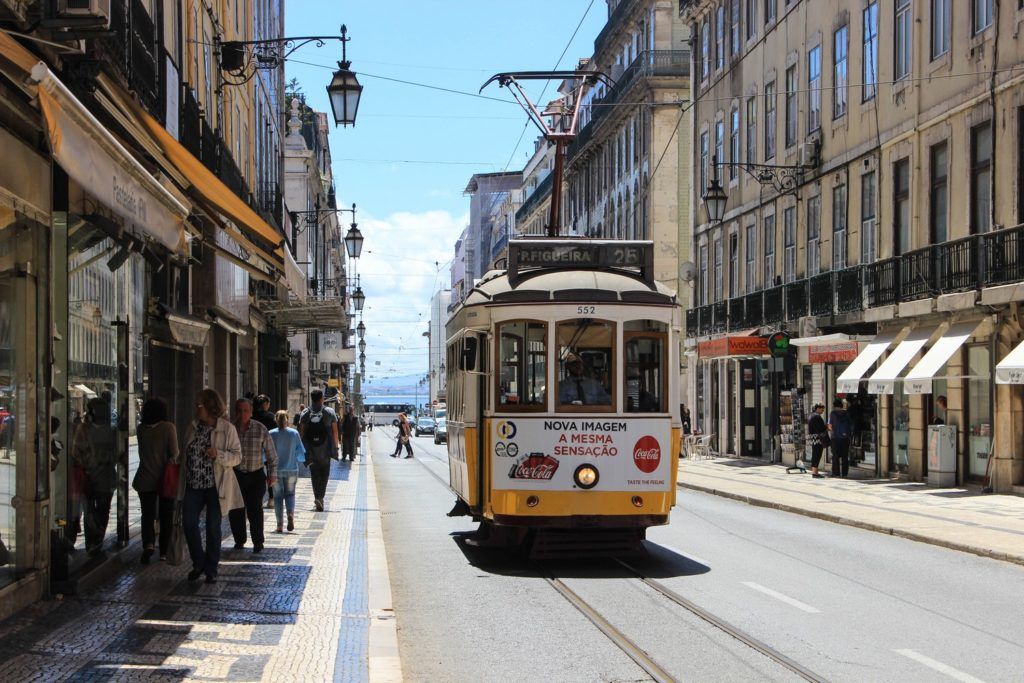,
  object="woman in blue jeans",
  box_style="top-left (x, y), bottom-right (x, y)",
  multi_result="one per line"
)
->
top-left (269, 410), bottom-right (304, 532)
top-left (177, 389), bottom-right (242, 584)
